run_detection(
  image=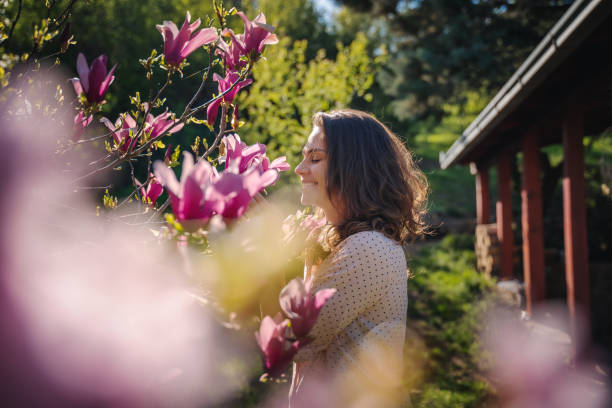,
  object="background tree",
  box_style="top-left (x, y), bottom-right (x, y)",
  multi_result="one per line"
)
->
top-left (238, 34), bottom-right (381, 175)
top-left (336, 0), bottom-right (573, 121)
